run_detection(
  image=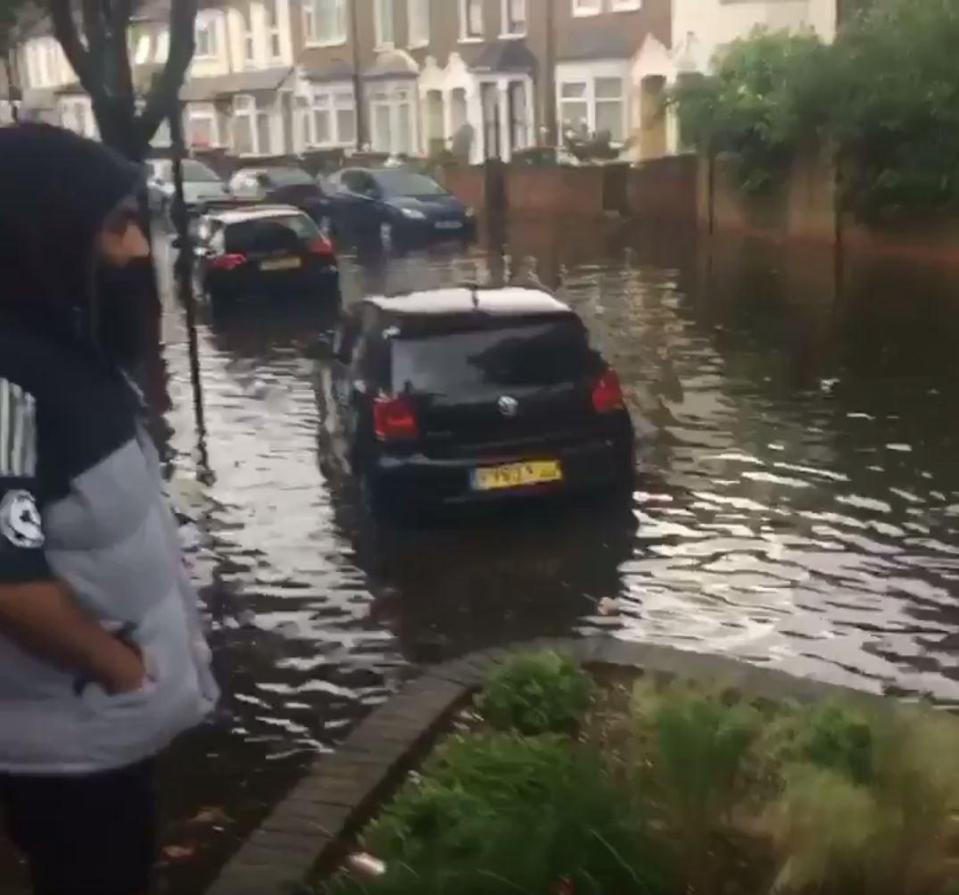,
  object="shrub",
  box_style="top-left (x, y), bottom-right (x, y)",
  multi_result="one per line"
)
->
top-left (630, 682), bottom-right (762, 894)
top-left (672, 0), bottom-right (959, 222)
top-left (480, 651), bottom-right (593, 736)
top-left (337, 732), bottom-right (672, 895)
top-left (672, 30), bottom-right (834, 194)
top-left (770, 703), bottom-right (959, 895)
top-left (830, 0), bottom-right (959, 223)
